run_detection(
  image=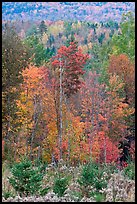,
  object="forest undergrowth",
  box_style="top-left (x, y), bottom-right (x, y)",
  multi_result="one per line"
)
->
top-left (2, 158), bottom-right (135, 202)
